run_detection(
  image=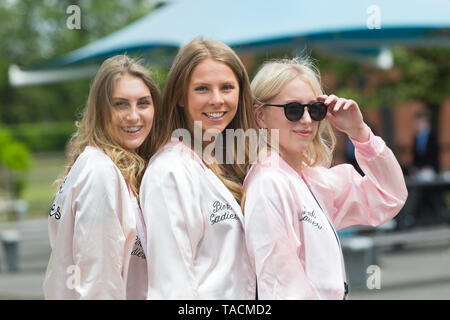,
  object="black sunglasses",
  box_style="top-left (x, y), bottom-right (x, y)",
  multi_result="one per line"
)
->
top-left (262, 101), bottom-right (328, 122)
